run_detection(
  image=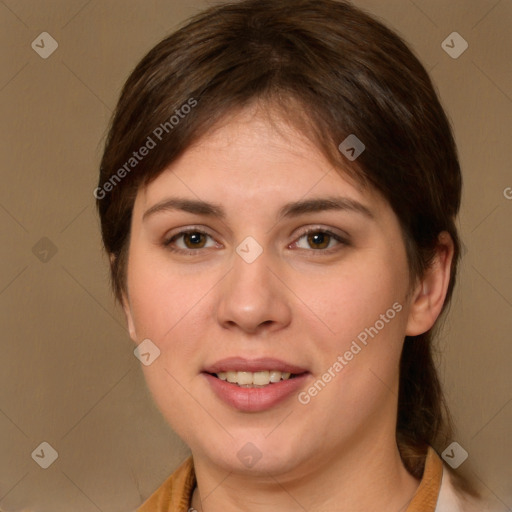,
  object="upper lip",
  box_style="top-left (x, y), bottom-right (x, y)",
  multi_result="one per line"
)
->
top-left (203, 357), bottom-right (308, 374)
